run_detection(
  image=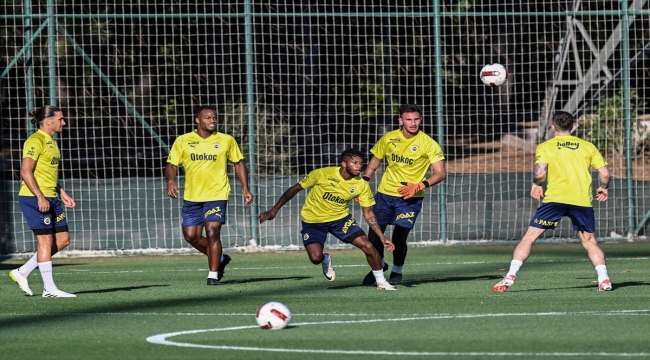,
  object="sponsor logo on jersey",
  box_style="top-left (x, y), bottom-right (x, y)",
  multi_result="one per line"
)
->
top-left (390, 154), bottom-right (414, 165)
top-left (556, 141), bottom-right (579, 150)
top-left (27, 147), bottom-right (35, 156)
top-left (204, 206), bottom-right (223, 218)
top-left (322, 192), bottom-right (346, 204)
top-left (190, 153), bottom-right (218, 161)
top-left (533, 218), bottom-right (559, 227)
top-left (56, 213), bottom-right (66, 223)
top-left (50, 157), bottom-right (60, 165)
top-left (341, 218), bottom-right (357, 234)
top-left (396, 211), bottom-right (415, 220)
top-left (188, 141), bottom-right (199, 148)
